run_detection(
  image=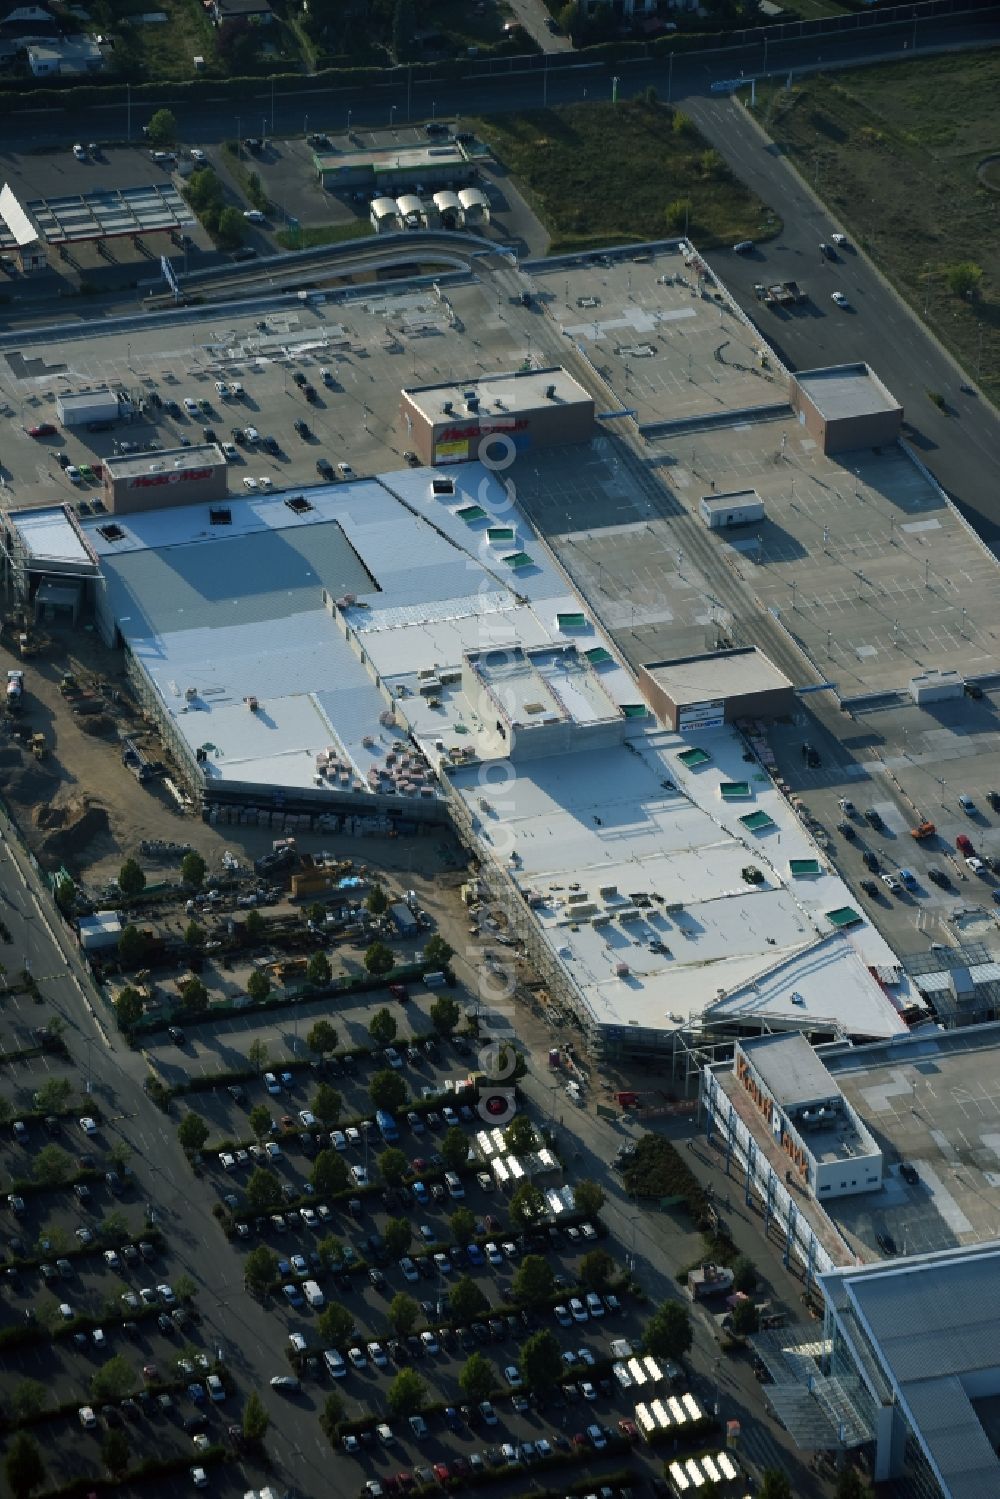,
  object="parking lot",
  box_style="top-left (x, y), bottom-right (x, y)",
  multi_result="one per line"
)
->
top-left (762, 694), bottom-right (1000, 956)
